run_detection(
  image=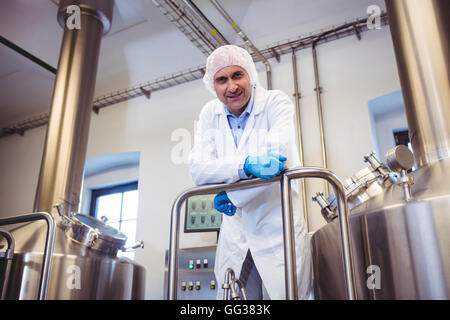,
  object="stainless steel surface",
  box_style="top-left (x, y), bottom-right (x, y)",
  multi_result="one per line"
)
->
top-left (209, 0), bottom-right (272, 90)
top-left (385, 145), bottom-right (415, 173)
top-left (34, 0), bottom-right (114, 217)
top-left (386, 0), bottom-right (450, 168)
top-left (222, 268), bottom-right (234, 300)
top-left (281, 168), bottom-right (354, 300)
top-left (312, 158), bottom-right (450, 299)
top-left (291, 49), bottom-right (309, 232)
top-left (0, 213), bottom-right (56, 300)
top-left (1, 215), bottom-right (145, 300)
top-left (312, 152), bottom-right (395, 222)
top-left (311, 44), bottom-right (329, 197)
top-left (164, 246), bottom-right (217, 300)
top-left (63, 213), bottom-right (128, 255)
